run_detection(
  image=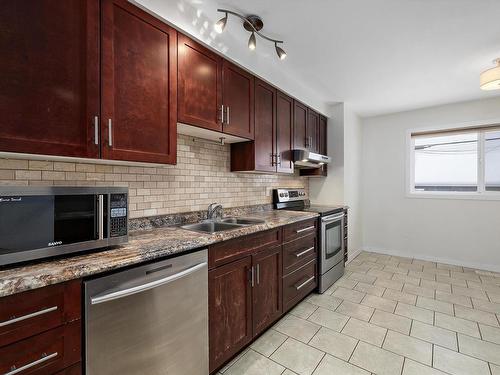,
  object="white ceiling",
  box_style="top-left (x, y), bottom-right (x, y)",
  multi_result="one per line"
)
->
top-left (134, 0), bottom-right (500, 117)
